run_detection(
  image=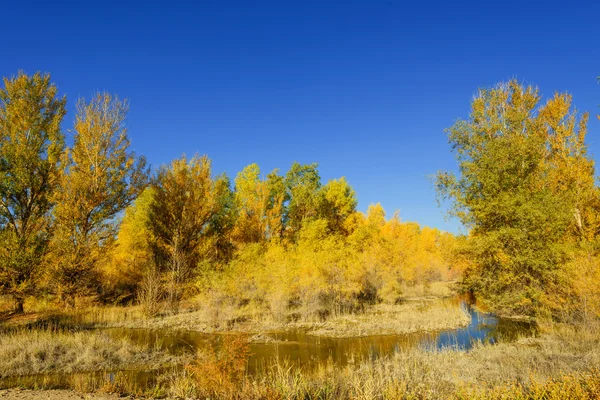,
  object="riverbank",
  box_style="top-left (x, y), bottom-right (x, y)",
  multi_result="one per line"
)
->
top-left (147, 321), bottom-right (600, 399)
top-left (0, 284), bottom-right (470, 340)
top-left (2, 321), bottom-right (598, 399)
top-left (0, 328), bottom-right (188, 379)
top-left (100, 300), bottom-right (470, 339)
top-left (4, 287), bottom-right (598, 399)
